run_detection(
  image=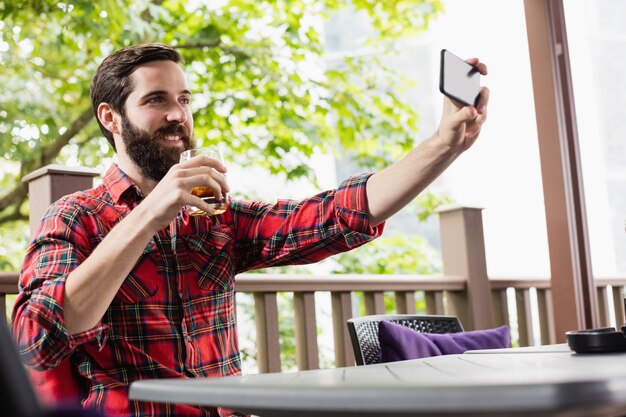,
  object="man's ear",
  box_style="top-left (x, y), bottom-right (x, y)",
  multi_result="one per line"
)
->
top-left (97, 103), bottom-right (121, 135)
